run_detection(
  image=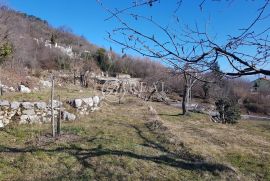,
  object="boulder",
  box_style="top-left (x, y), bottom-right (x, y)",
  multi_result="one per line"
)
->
top-left (2, 118), bottom-right (10, 125)
top-left (40, 80), bottom-right (52, 88)
top-left (49, 100), bottom-right (63, 108)
top-left (20, 115), bottom-right (39, 124)
top-left (19, 85), bottom-right (31, 93)
top-left (22, 102), bottom-right (34, 109)
top-left (0, 120), bottom-right (4, 128)
top-left (9, 87), bottom-right (15, 92)
top-left (22, 109), bottom-right (35, 115)
top-left (10, 102), bottom-right (20, 110)
top-left (93, 96), bottom-right (100, 106)
top-left (35, 102), bottom-right (47, 110)
top-left (19, 115), bottom-right (29, 124)
top-left (74, 99), bottom-right (82, 108)
top-left (82, 97), bottom-right (94, 107)
top-left (62, 111), bottom-right (76, 121)
top-left (0, 100), bottom-right (9, 107)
